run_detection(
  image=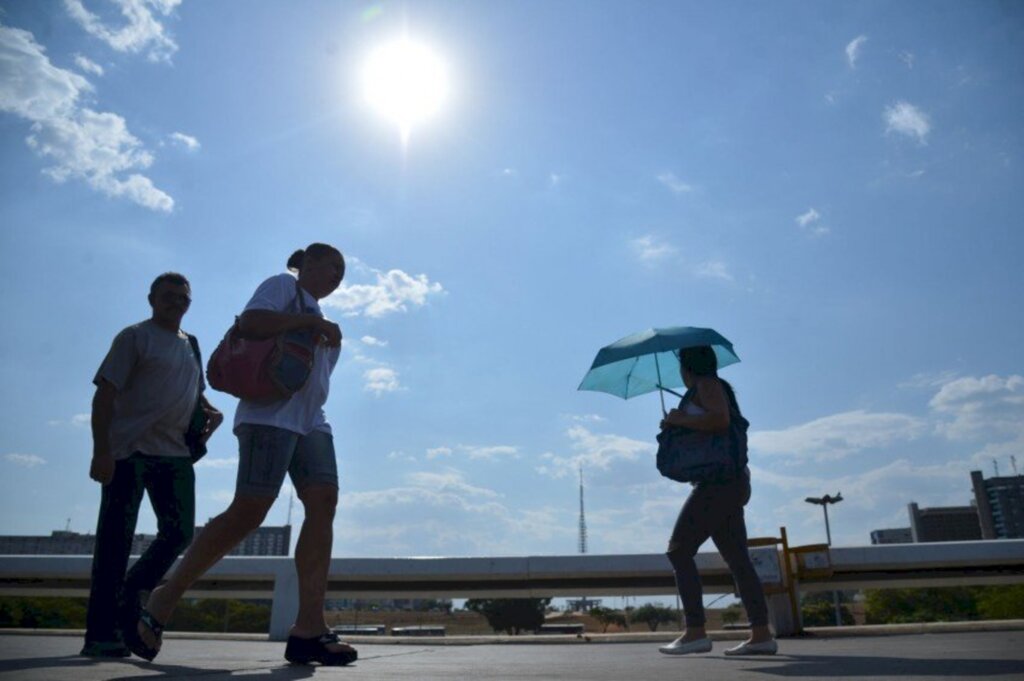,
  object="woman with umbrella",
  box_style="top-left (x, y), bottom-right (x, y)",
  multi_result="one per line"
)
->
top-left (657, 345), bottom-right (775, 655)
top-left (579, 329), bottom-right (776, 656)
